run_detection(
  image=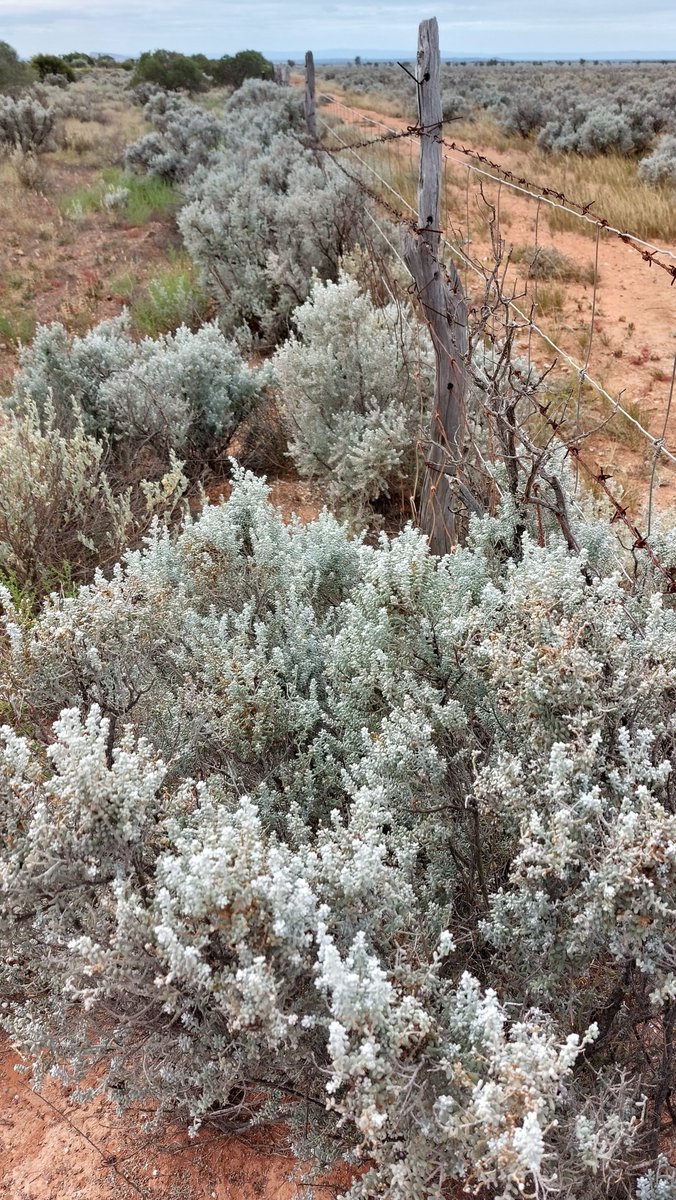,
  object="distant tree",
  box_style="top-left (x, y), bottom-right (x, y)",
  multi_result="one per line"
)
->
top-left (189, 53), bottom-right (213, 76)
top-left (211, 50), bottom-right (273, 88)
top-left (61, 52), bottom-right (94, 65)
top-left (131, 50), bottom-right (208, 94)
top-left (354, 54), bottom-right (361, 65)
top-left (92, 54), bottom-right (118, 68)
top-left (31, 53), bottom-right (76, 82)
top-left (0, 41), bottom-right (35, 95)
